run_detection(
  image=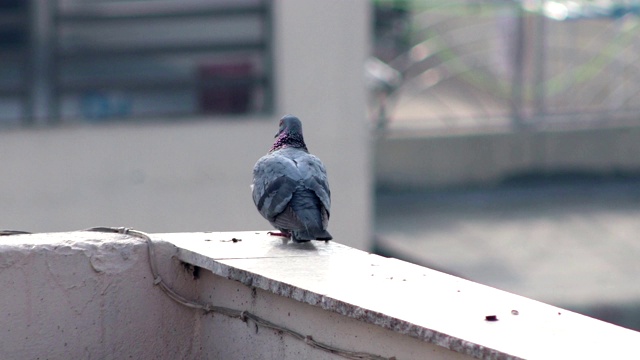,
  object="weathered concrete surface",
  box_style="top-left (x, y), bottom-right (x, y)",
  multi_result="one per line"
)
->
top-left (195, 267), bottom-right (470, 360)
top-left (3, 230), bottom-right (640, 359)
top-left (0, 230), bottom-right (469, 360)
top-left (0, 231), bottom-right (198, 359)
top-left (160, 231), bottom-right (640, 360)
